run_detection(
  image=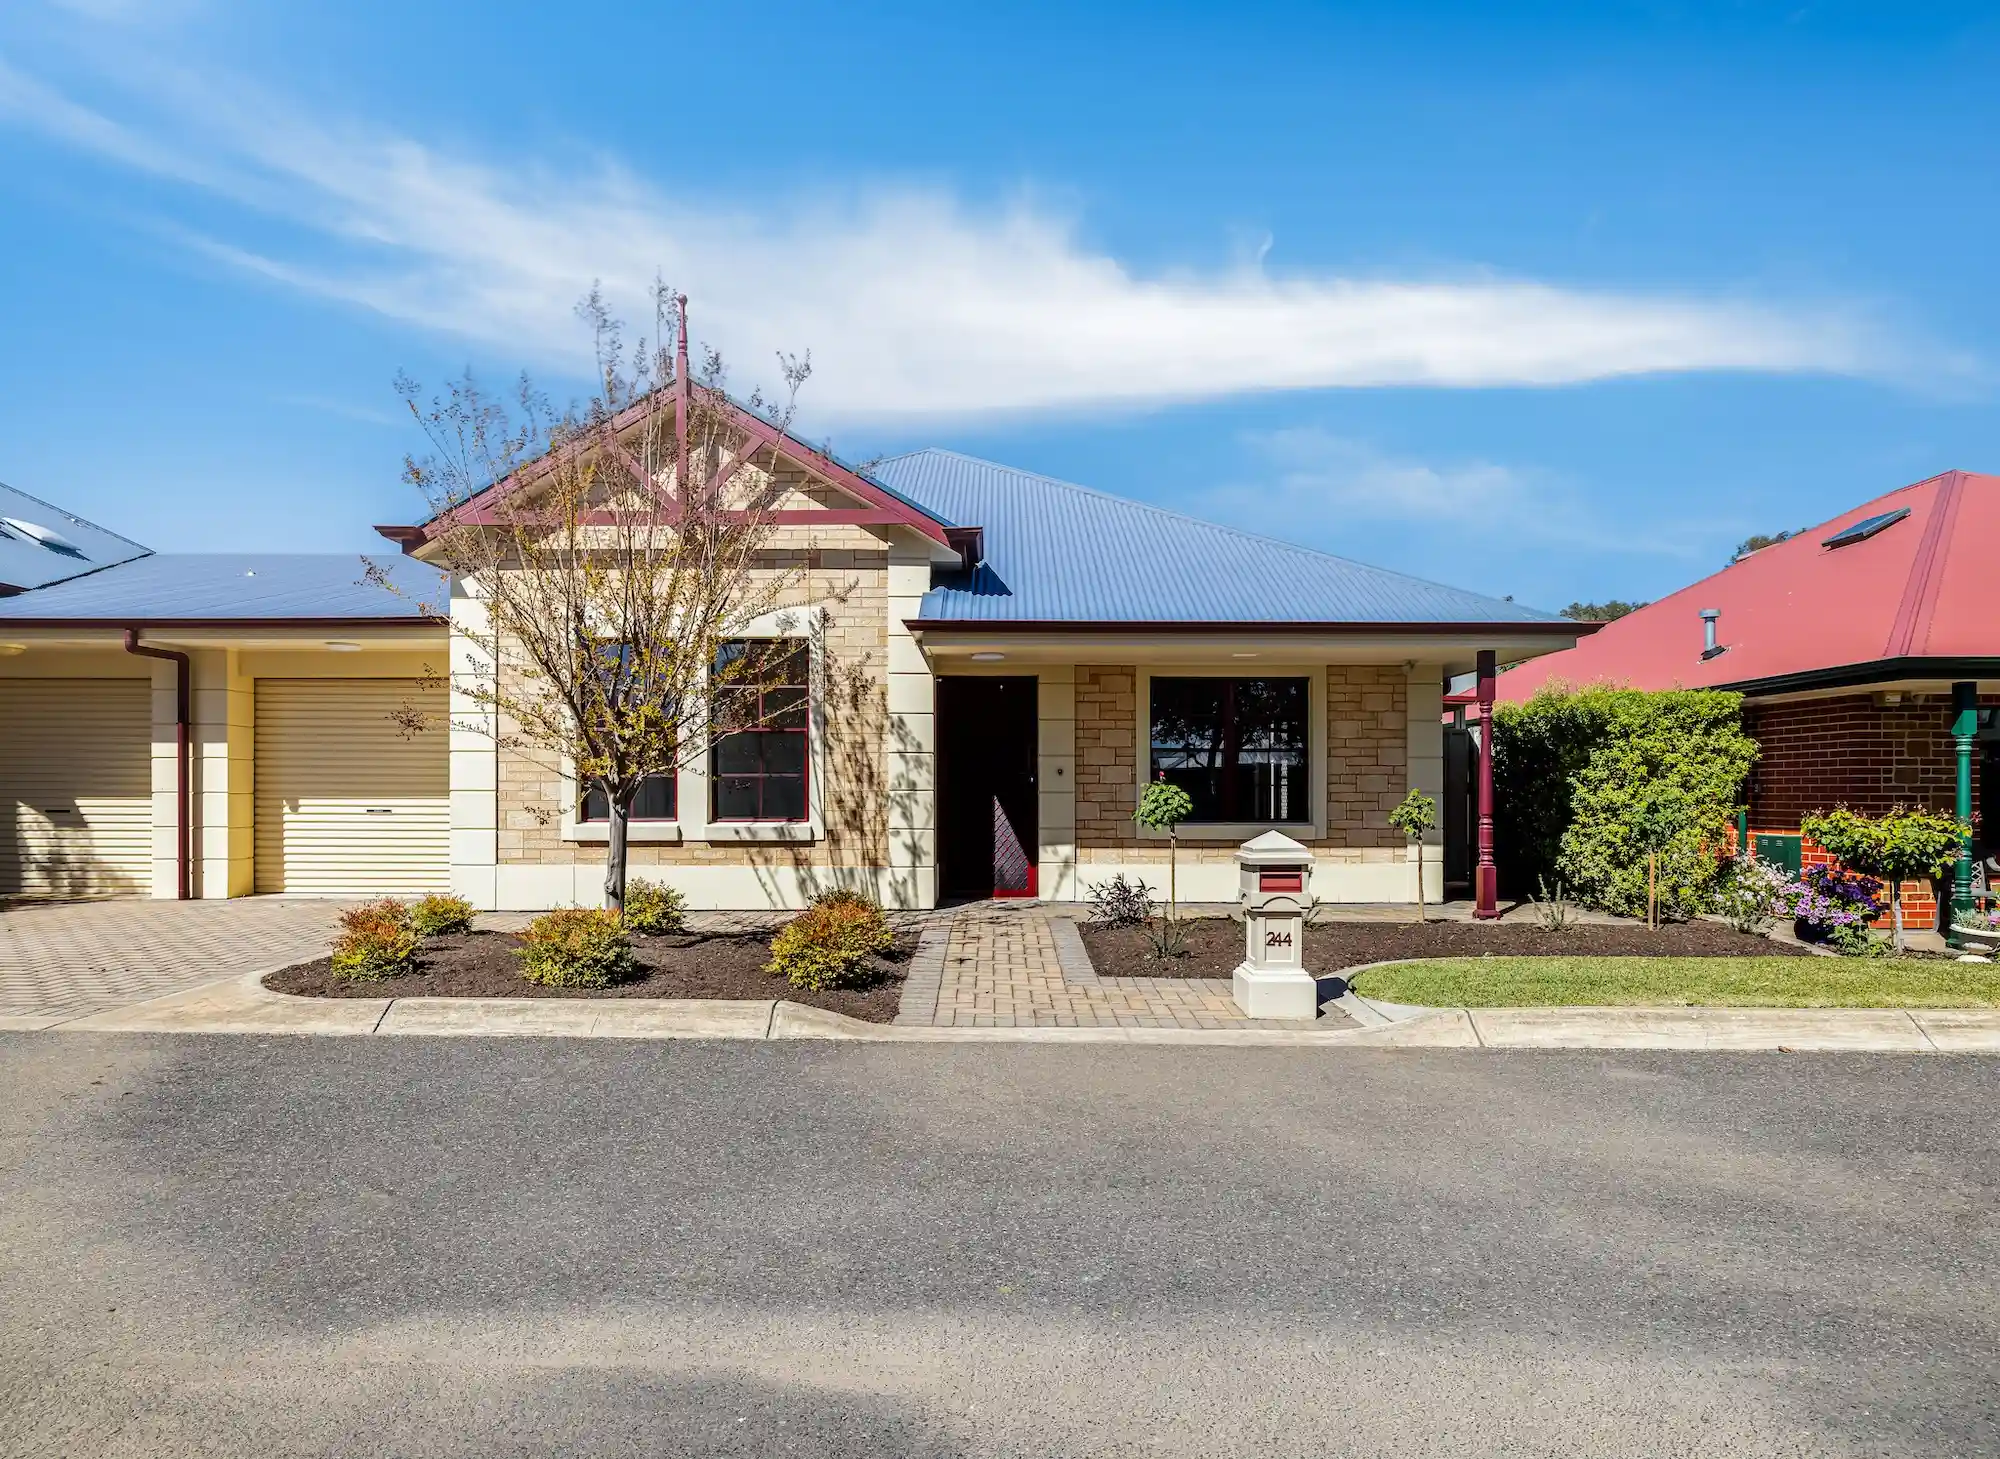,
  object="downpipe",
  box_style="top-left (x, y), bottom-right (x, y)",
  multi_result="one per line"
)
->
top-left (122, 628), bottom-right (190, 900)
